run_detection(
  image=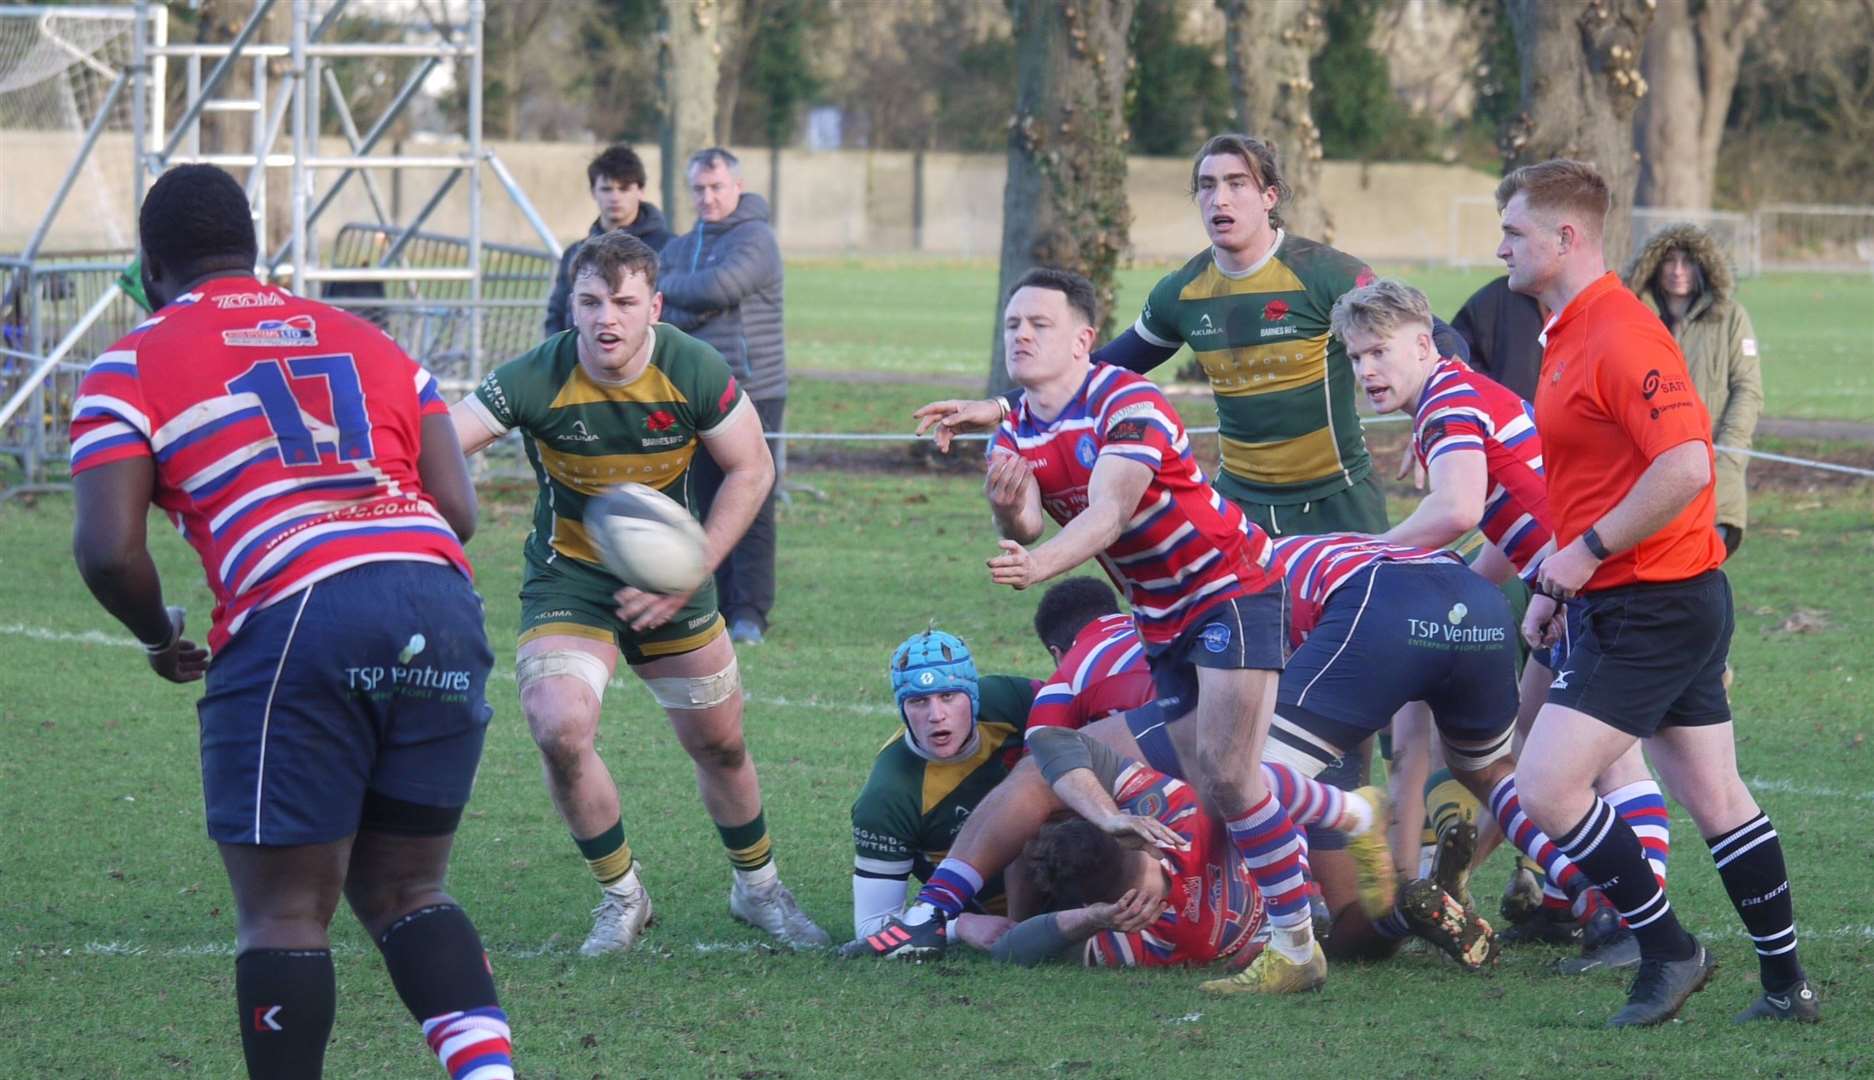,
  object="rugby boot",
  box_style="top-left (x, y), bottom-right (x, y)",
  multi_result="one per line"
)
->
top-left (1499, 859), bottom-right (1546, 927)
top-left (1735, 980), bottom-right (1822, 1024)
top-left (1398, 877), bottom-right (1498, 972)
top-left (1498, 906), bottom-right (1585, 947)
top-left (1199, 939), bottom-right (1327, 995)
top-left (1308, 885), bottom-right (1333, 942)
top-left (1430, 817), bottom-right (1478, 912)
top-left (730, 876), bottom-right (832, 950)
top-left (1345, 785), bottom-right (1398, 918)
top-left (1557, 928), bottom-right (1640, 975)
top-left (1607, 941), bottom-right (1717, 1028)
top-left (837, 902), bottom-right (947, 961)
top-left (580, 865), bottom-right (655, 956)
